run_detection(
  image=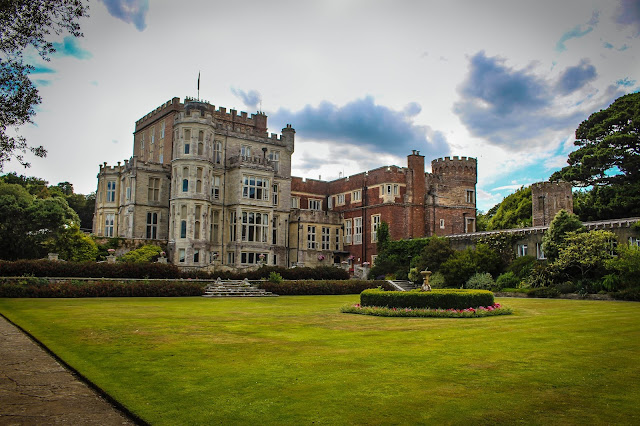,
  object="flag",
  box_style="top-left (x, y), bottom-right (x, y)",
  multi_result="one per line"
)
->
top-left (197, 72), bottom-right (200, 91)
